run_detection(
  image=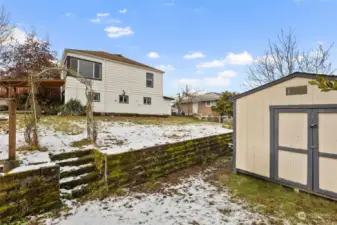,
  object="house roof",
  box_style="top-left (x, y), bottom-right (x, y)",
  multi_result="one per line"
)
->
top-left (182, 92), bottom-right (221, 103)
top-left (64, 49), bottom-right (164, 73)
top-left (163, 96), bottom-right (175, 101)
top-left (232, 72), bottom-right (337, 101)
